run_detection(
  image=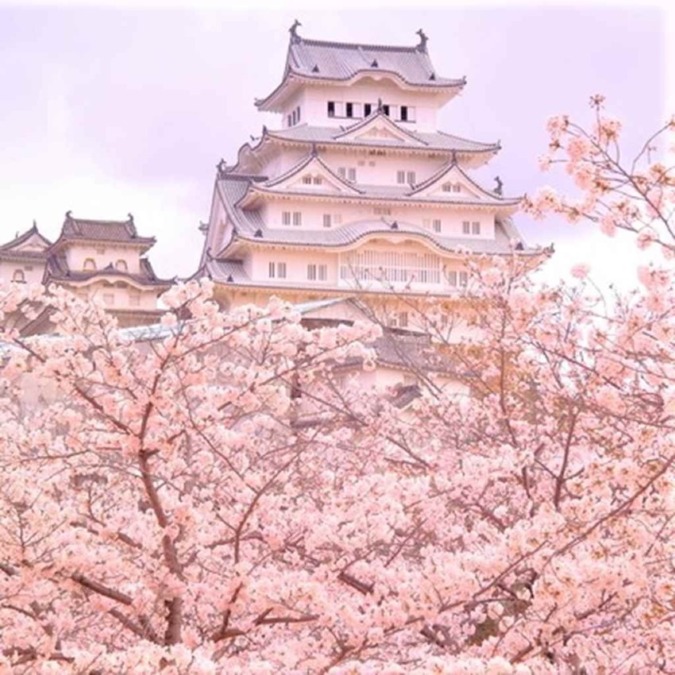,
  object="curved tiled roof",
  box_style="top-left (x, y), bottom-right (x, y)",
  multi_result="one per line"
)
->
top-left (229, 123), bottom-right (499, 177)
top-left (256, 31), bottom-right (464, 110)
top-left (214, 175), bottom-right (536, 257)
top-left (55, 213), bottom-right (156, 249)
top-left (0, 224), bottom-right (52, 264)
